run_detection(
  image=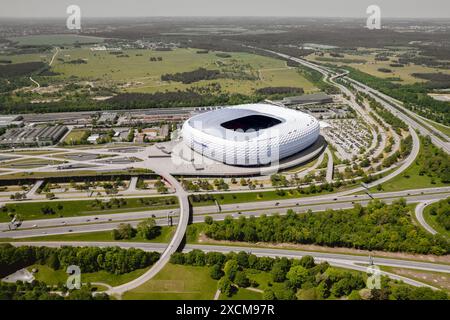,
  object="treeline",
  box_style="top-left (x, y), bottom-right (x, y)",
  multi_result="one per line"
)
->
top-left (366, 94), bottom-right (408, 134)
top-left (417, 136), bottom-right (450, 184)
top-left (204, 199), bottom-right (450, 255)
top-left (0, 61), bottom-right (47, 78)
top-left (428, 198), bottom-right (450, 231)
top-left (0, 243), bottom-right (160, 277)
top-left (0, 280), bottom-right (109, 300)
top-left (170, 250), bottom-right (447, 300)
top-left (296, 64), bottom-right (340, 94)
top-left (161, 68), bottom-right (221, 84)
top-left (346, 67), bottom-right (450, 125)
top-left (255, 86), bottom-right (304, 96)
